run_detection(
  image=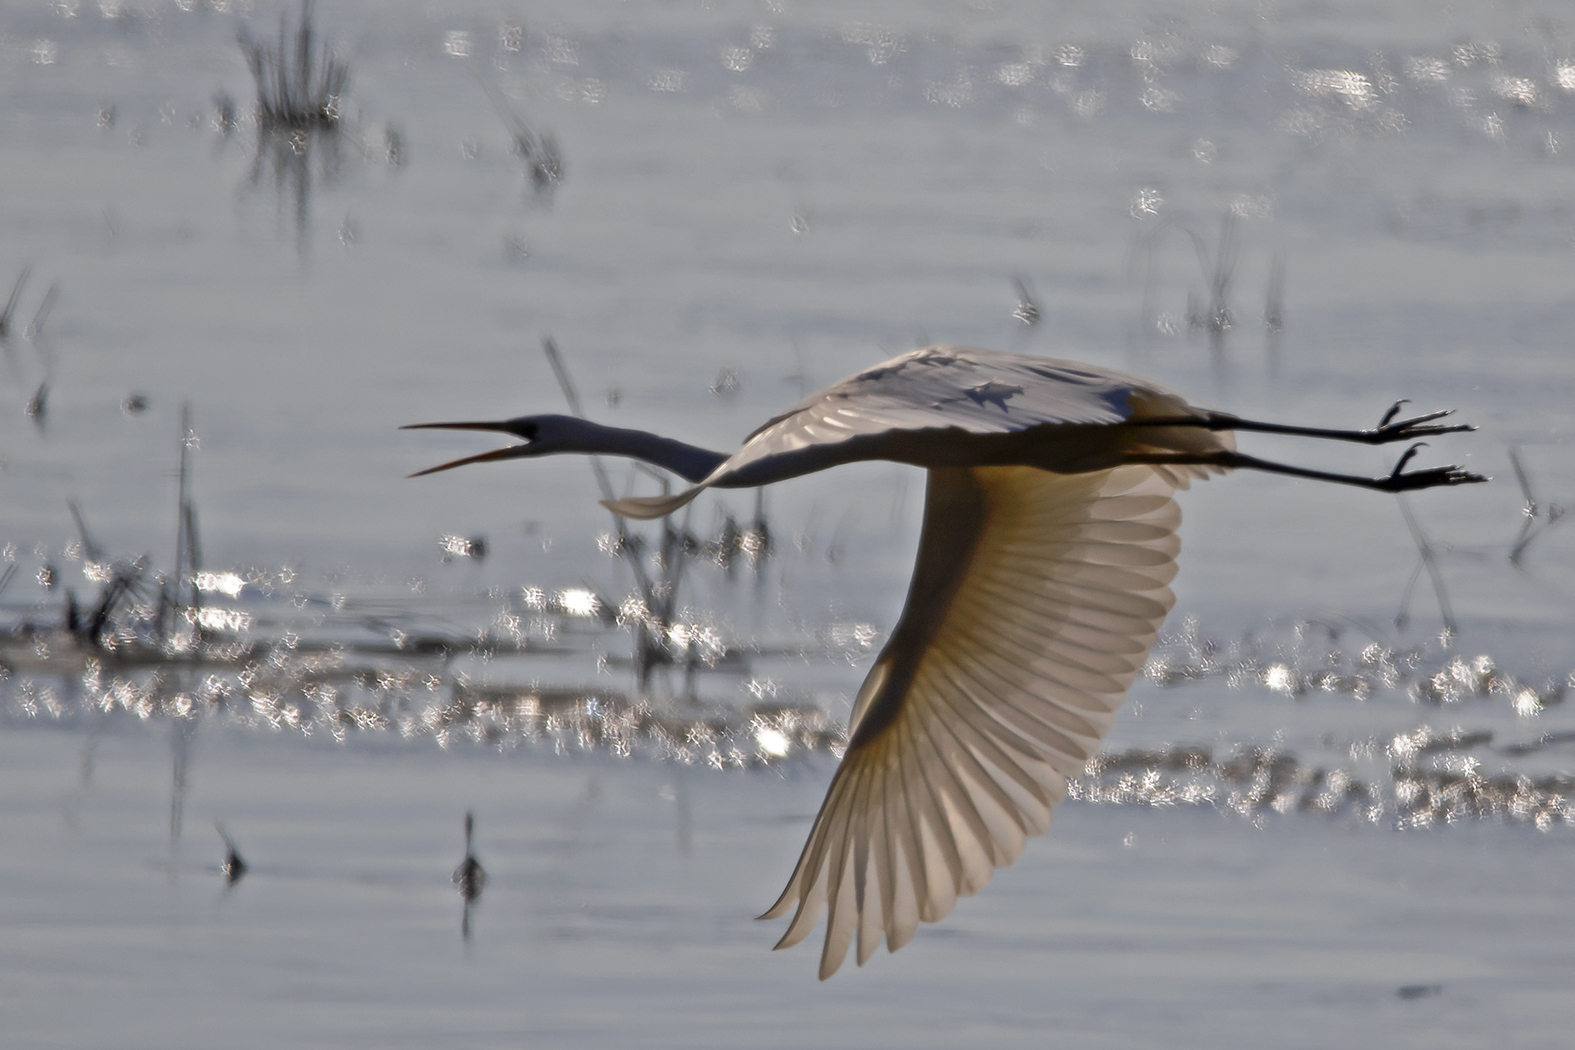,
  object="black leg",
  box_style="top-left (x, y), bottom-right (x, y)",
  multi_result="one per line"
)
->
top-left (1124, 445), bottom-right (1489, 493)
top-left (1127, 405), bottom-right (1476, 445)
